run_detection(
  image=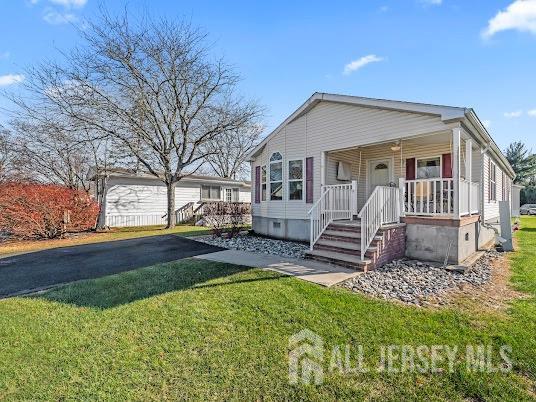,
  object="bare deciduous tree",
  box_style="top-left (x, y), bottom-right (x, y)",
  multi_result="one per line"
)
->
top-left (0, 128), bottom-right (20, 183)
top-left (202, 124), bottom-right (263, 180)
top-left (10, 12), bottom-right (262, 228)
